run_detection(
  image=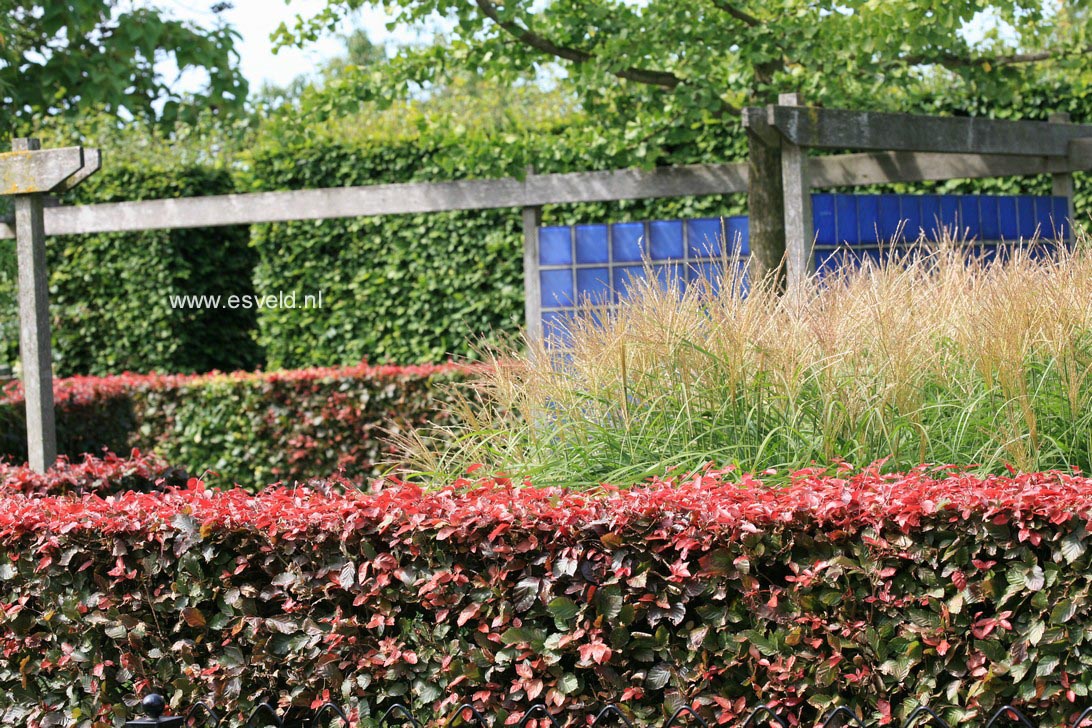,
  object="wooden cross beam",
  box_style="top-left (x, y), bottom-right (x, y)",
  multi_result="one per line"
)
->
top-left (766, 104), bottom-right (1092, 156)
top-left (0, 139), bottom-right (100, 472)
